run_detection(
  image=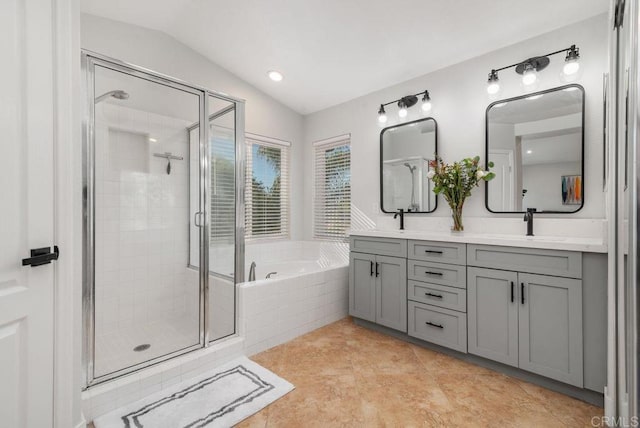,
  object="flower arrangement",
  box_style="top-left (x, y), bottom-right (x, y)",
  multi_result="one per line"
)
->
top-left (427, 156), bottom-right (495, 231)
